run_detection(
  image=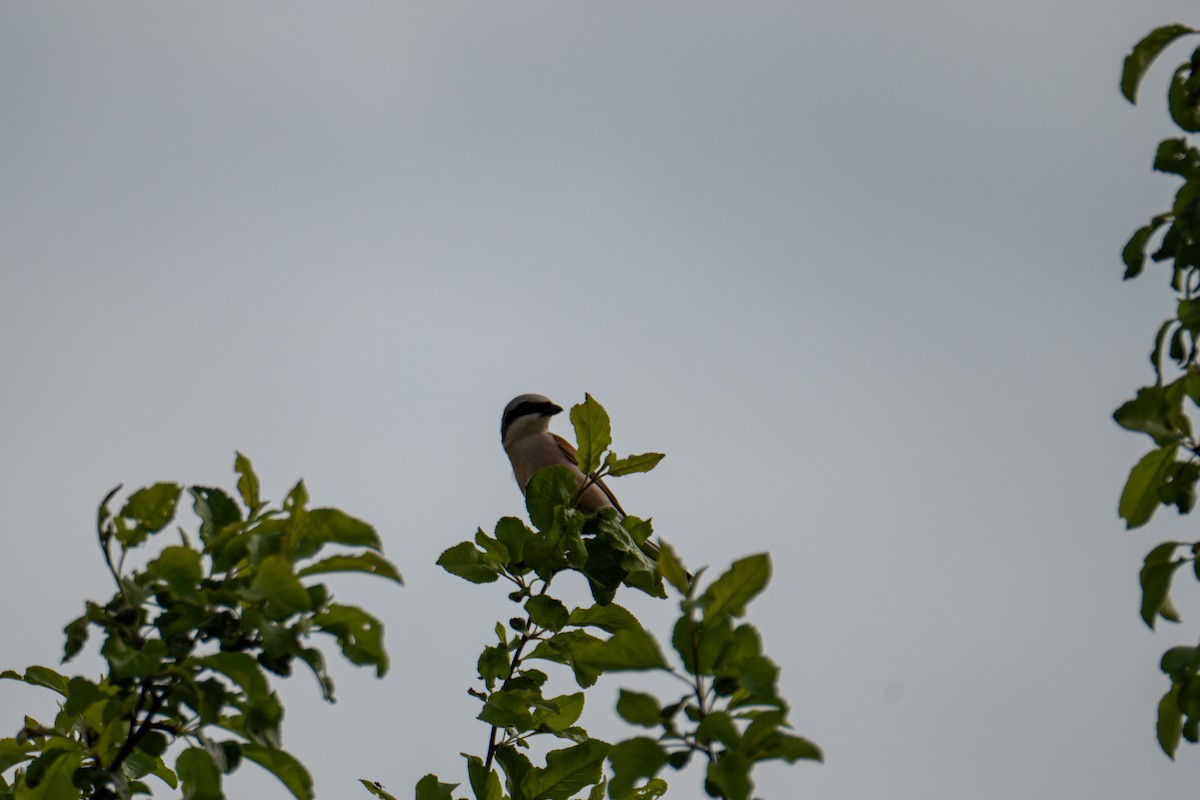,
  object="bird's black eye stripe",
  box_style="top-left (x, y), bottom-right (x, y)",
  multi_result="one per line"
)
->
top-left (501, 401), bottom-right (559, 437)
